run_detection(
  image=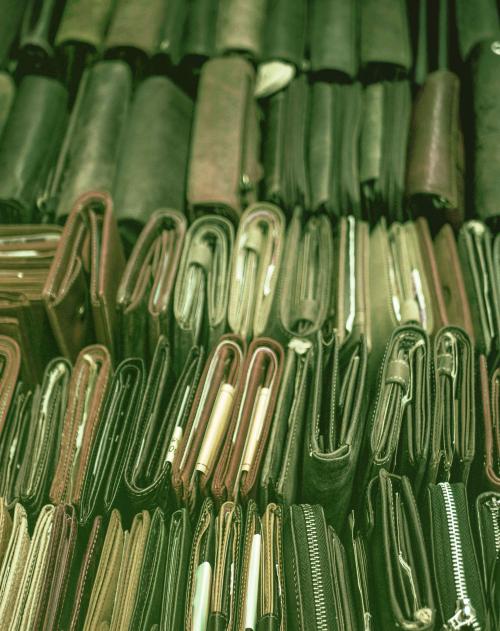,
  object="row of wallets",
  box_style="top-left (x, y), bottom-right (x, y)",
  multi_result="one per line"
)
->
top-left (0, 315), bottom-right (498, 532)
top-left (1, 2), bottom-right (500, 229)
top-left (0, 478), bottom-right (497, 630)
top-left (1, 193), bottom-right (498, 385)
